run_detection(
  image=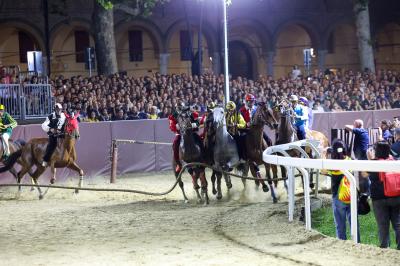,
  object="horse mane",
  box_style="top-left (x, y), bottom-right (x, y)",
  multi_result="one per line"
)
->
top-left (213, 107), bottom-right (225, 127)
